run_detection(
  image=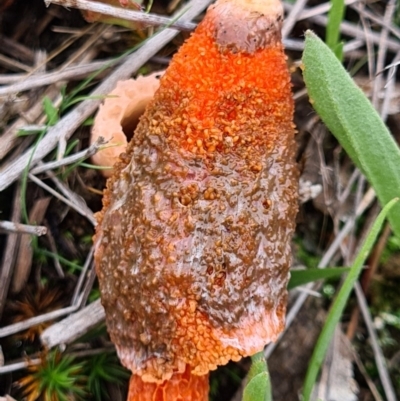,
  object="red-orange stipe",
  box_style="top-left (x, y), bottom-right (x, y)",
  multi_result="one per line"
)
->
top-left (128, 367), bottom-right (209, 401)
top-left (94, 0), bottom-right (298, 400)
